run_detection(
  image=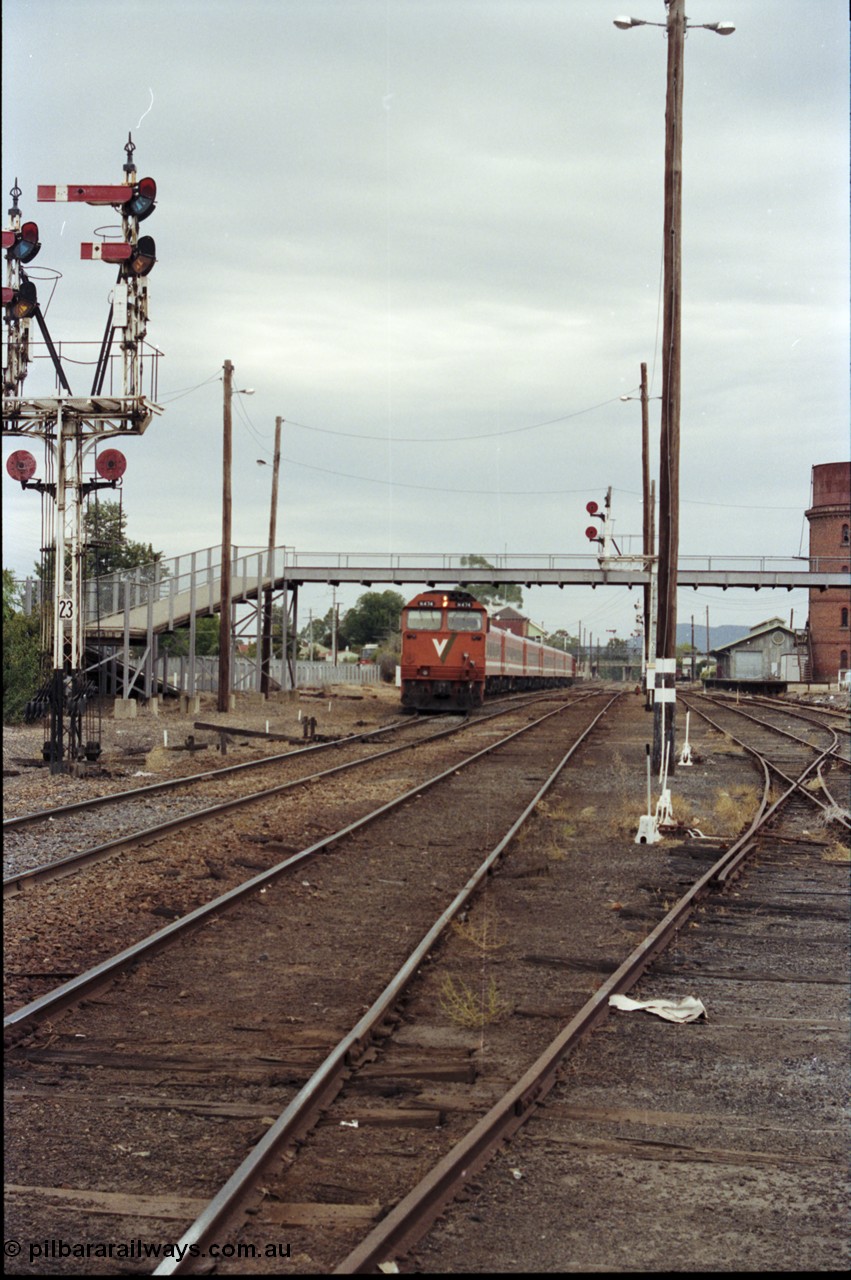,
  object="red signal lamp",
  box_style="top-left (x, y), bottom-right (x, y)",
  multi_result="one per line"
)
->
top-left (3, 221), bottom-right (41, 264)
top-left (123, 177), bottom-right (156, 222)
top-left (6, 450), bottom-right (37, 483)
top-left (3, 278), bottom-right (38, 320)
top-left (95, 449), bottom-right (127, 480)
top-left (585, 526), bottom-right (602, 542)
top-left (585, 500), bottom-right (599, 515)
